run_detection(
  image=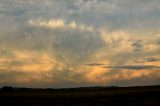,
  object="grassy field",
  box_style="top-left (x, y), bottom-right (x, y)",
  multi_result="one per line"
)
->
top-left (0, 86), bottom-right (160, 106)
